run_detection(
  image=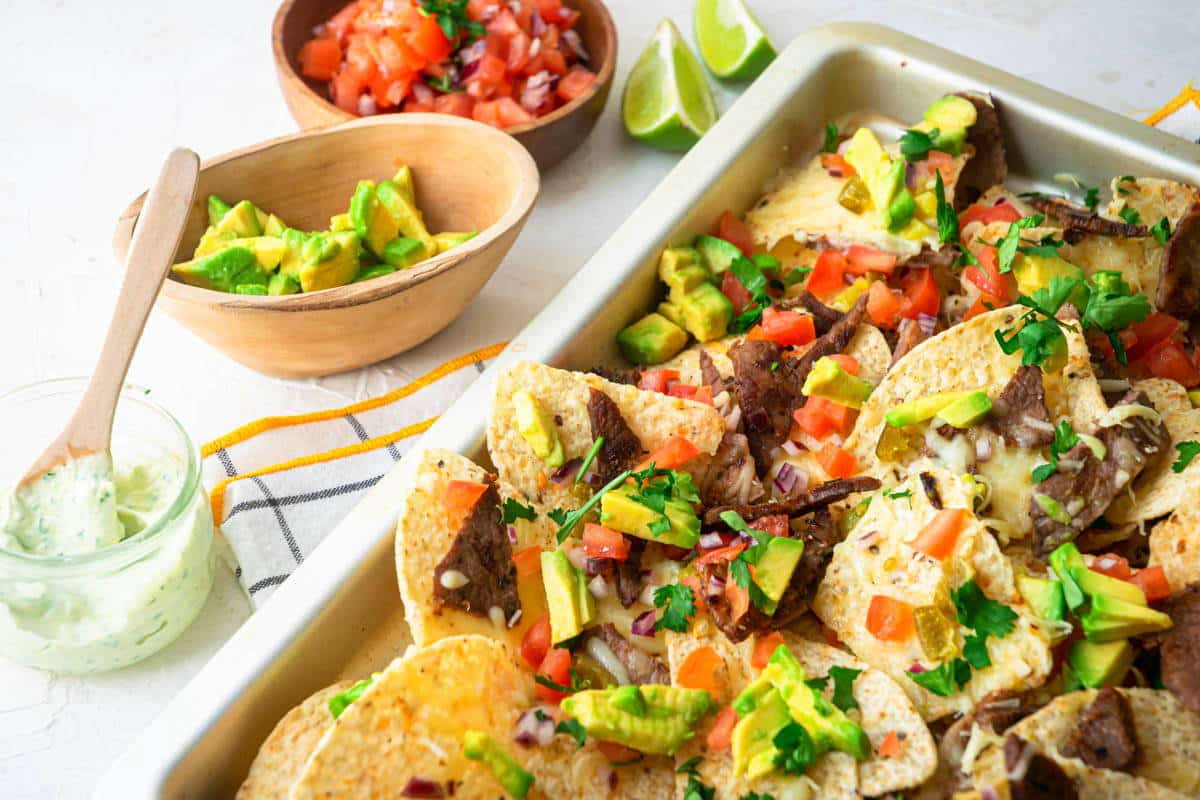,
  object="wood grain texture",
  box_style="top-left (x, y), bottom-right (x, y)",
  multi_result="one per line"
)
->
top-left (112, 115), bottom-right (539, 378)
top-left (270, 0), bottom-right (617, 171)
